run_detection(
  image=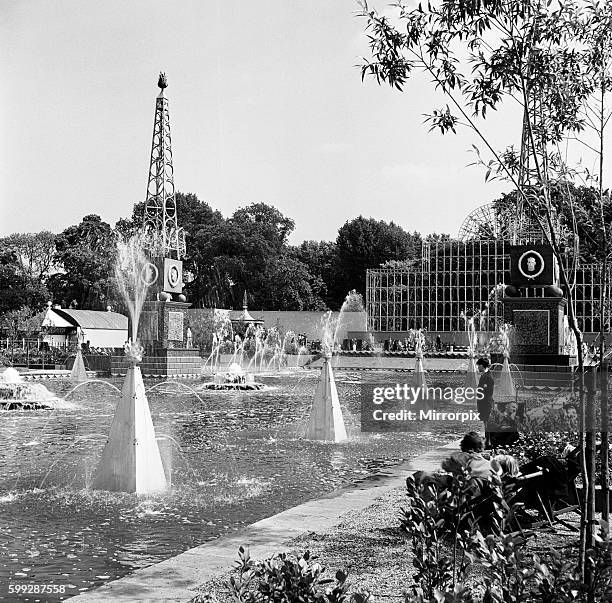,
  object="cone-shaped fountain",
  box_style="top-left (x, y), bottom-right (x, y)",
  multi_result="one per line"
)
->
top-left (412, 355), bottom-right (428, 389)
top-left (496, 324), bottom-right (516, 399)
top-left (496, 354), bottom-right (516, 399)
top-left (70, 346), bottom-right (88, 382)
top-left (91, 342), bottom-right (167, 493)
top-left (463, 313), bottom-right (479, 389)
top-left (464, 356), bottom-right (479, 389)
top-left (91, 234), bottom-right (168, 494)
top-left (411, 329), bottom-right (428, 389)
top-left (305, 353), bottom-right (347, 442)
